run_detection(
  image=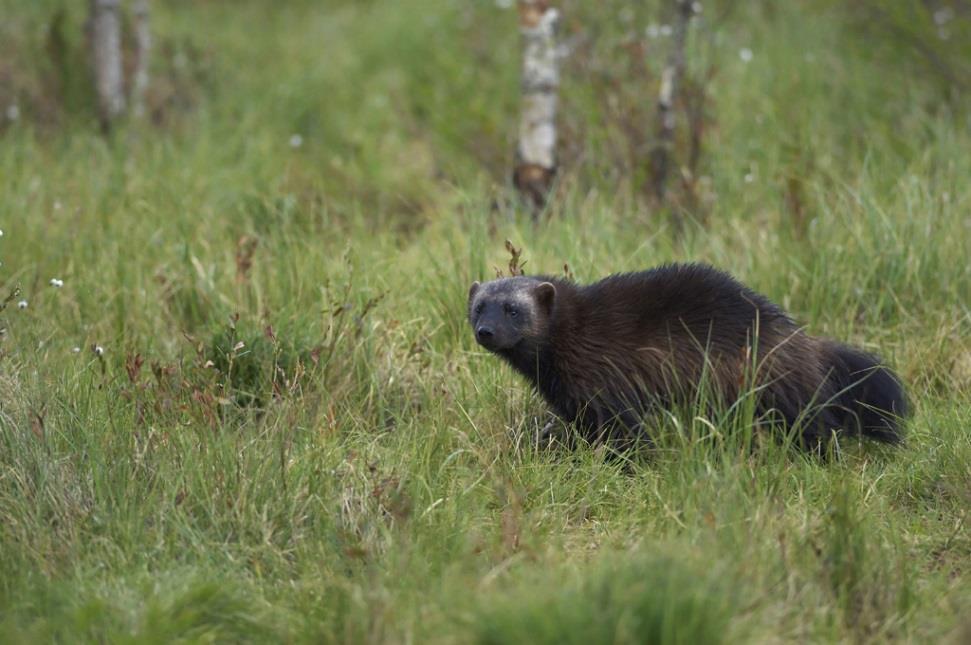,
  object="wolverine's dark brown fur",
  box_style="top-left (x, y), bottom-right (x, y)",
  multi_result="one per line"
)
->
top-left (468, 263), bottom-right (907, 450)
